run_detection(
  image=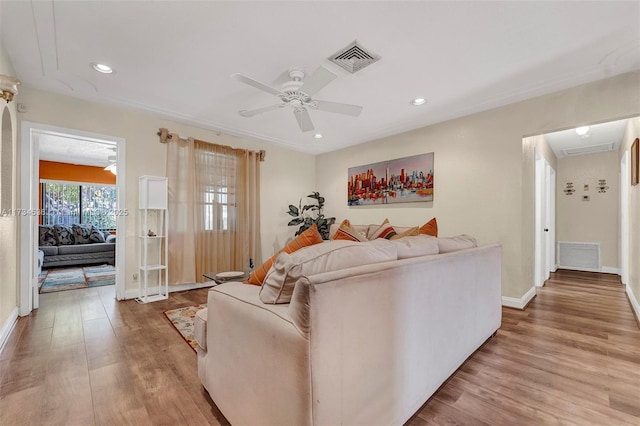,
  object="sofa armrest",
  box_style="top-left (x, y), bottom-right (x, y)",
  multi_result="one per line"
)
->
top-left (203, 283), bottom-right (312, 426)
